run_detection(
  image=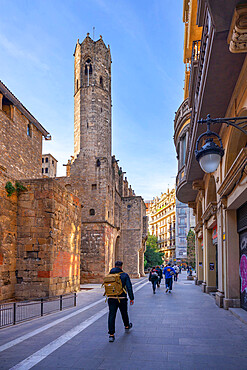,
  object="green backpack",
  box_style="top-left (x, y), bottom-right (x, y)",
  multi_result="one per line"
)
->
top-left (102, 272), bottom-right (126, 301)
